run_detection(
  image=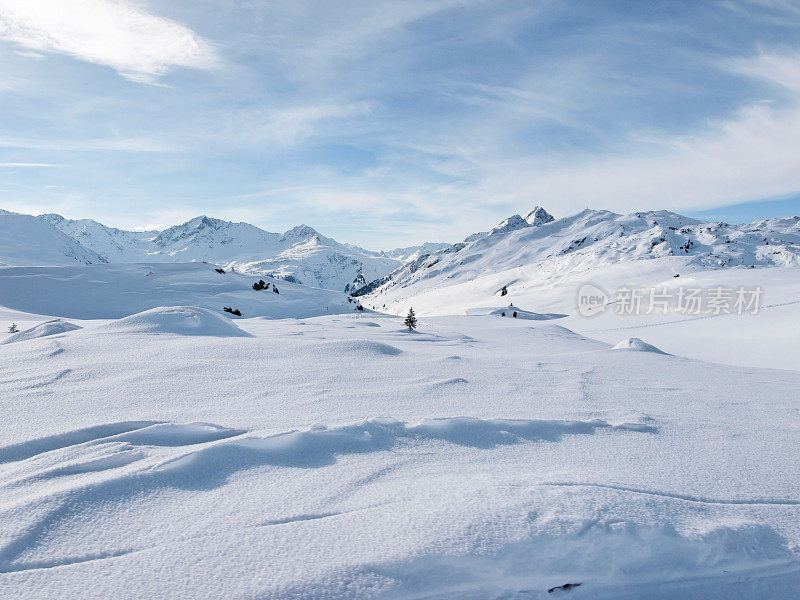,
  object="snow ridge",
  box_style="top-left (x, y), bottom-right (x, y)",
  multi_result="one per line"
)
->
top-left (358, 208), bottom-right (800, 301)
top-left (18, 211), bottom-right (403, 292)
